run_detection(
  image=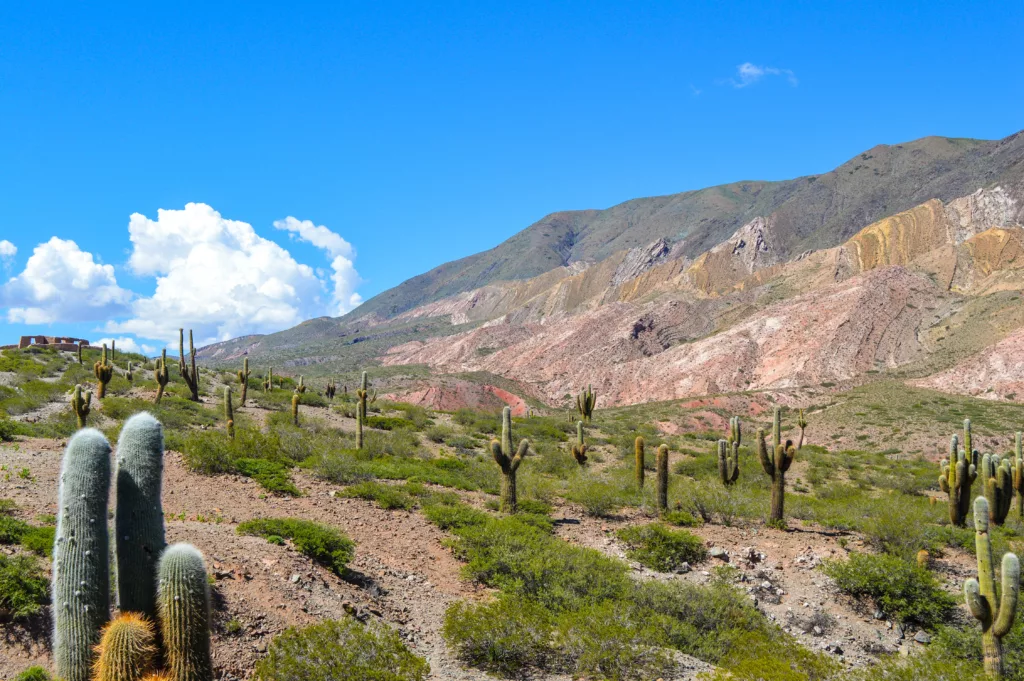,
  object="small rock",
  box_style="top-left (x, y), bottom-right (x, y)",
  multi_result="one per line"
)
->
top-left (290, 574), bottom-right (300, 584)
top-left (914, 631), bottom-right (931, 644)
top-left (873, 609), bottom-right (885, 620)
top-left (709, 547), bottom-right (729, 561)
top-left (812, 626), bottom-right (823, 636)
top-left (675, 562), bottom-right (691, 574)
